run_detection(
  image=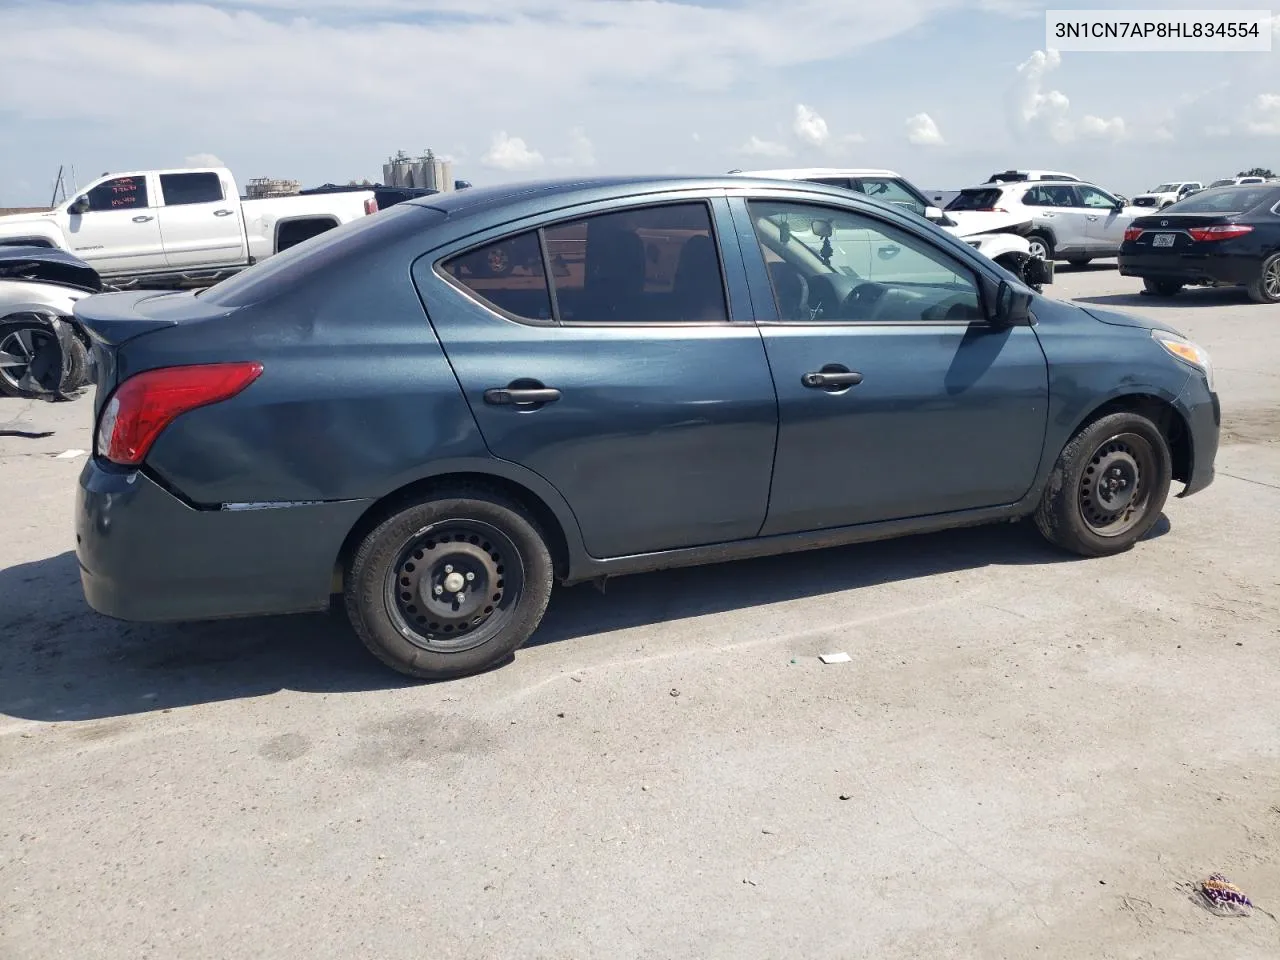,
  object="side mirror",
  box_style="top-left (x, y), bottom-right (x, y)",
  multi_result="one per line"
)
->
top-left (991, 279), bottom-right (1034, 327)
top-left (924, 205), bottom-right (944, 221)
top-left (68, 196), bottom-right (89, 215)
